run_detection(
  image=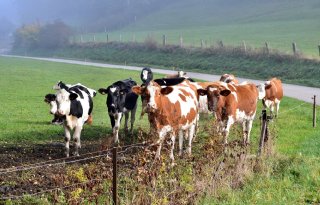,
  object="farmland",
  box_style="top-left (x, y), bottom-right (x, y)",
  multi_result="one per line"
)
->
top-left (0, 56), bottom-right (319, 204)
top-left (76, 0), bottom-right (320, 57)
